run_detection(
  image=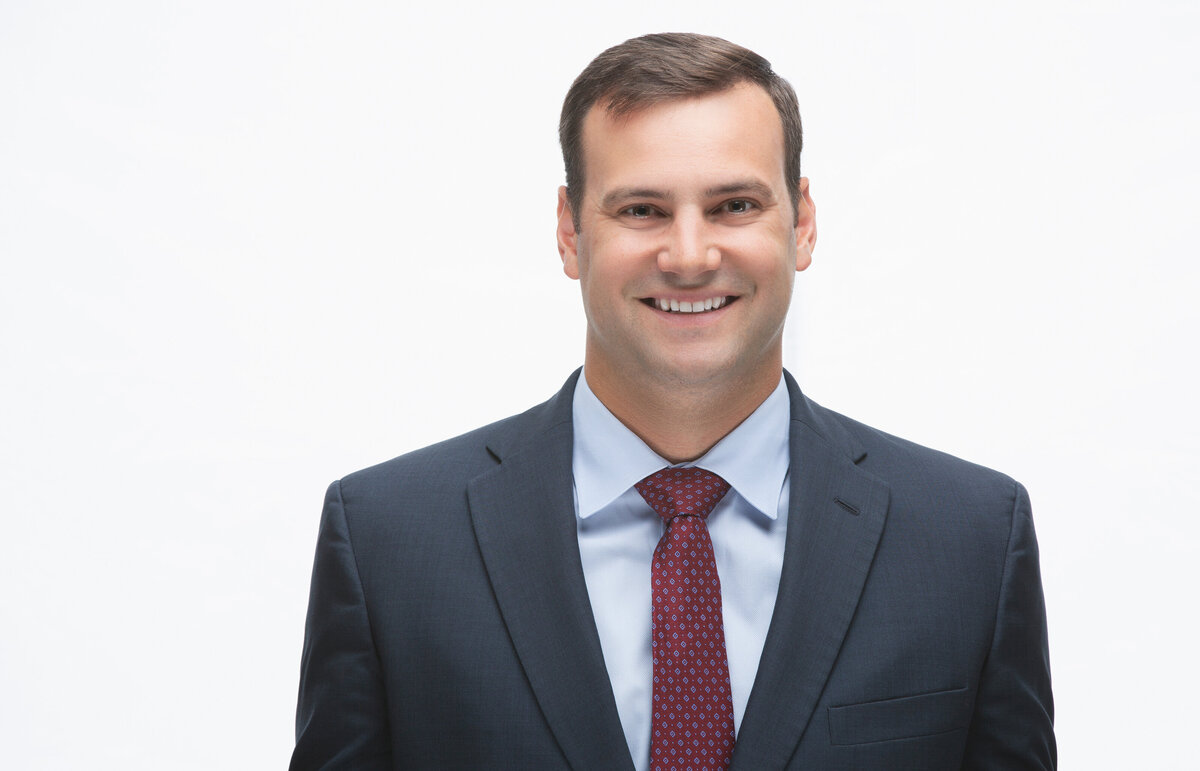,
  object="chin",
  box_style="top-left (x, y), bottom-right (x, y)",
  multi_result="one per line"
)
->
top-left (646, 353), bottom-right (747, 389)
